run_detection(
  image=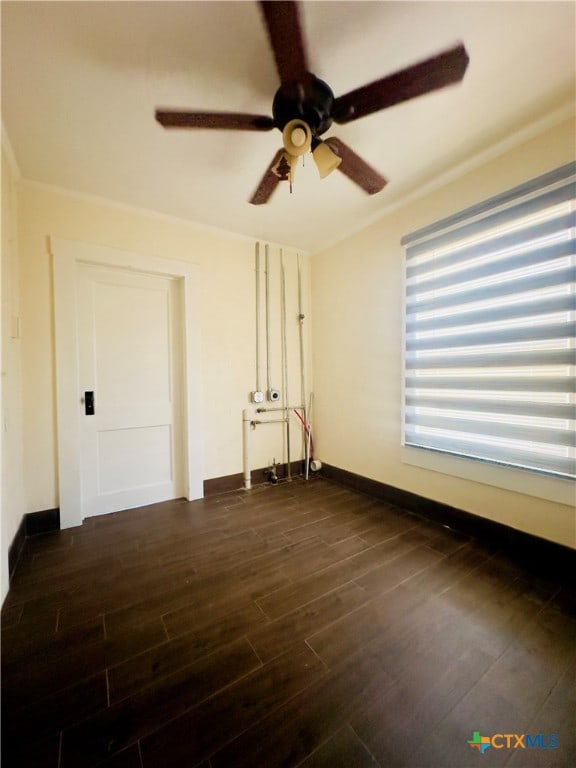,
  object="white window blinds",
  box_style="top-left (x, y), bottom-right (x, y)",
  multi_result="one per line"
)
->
top-left (402, 162), bottom-right (576, 480)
